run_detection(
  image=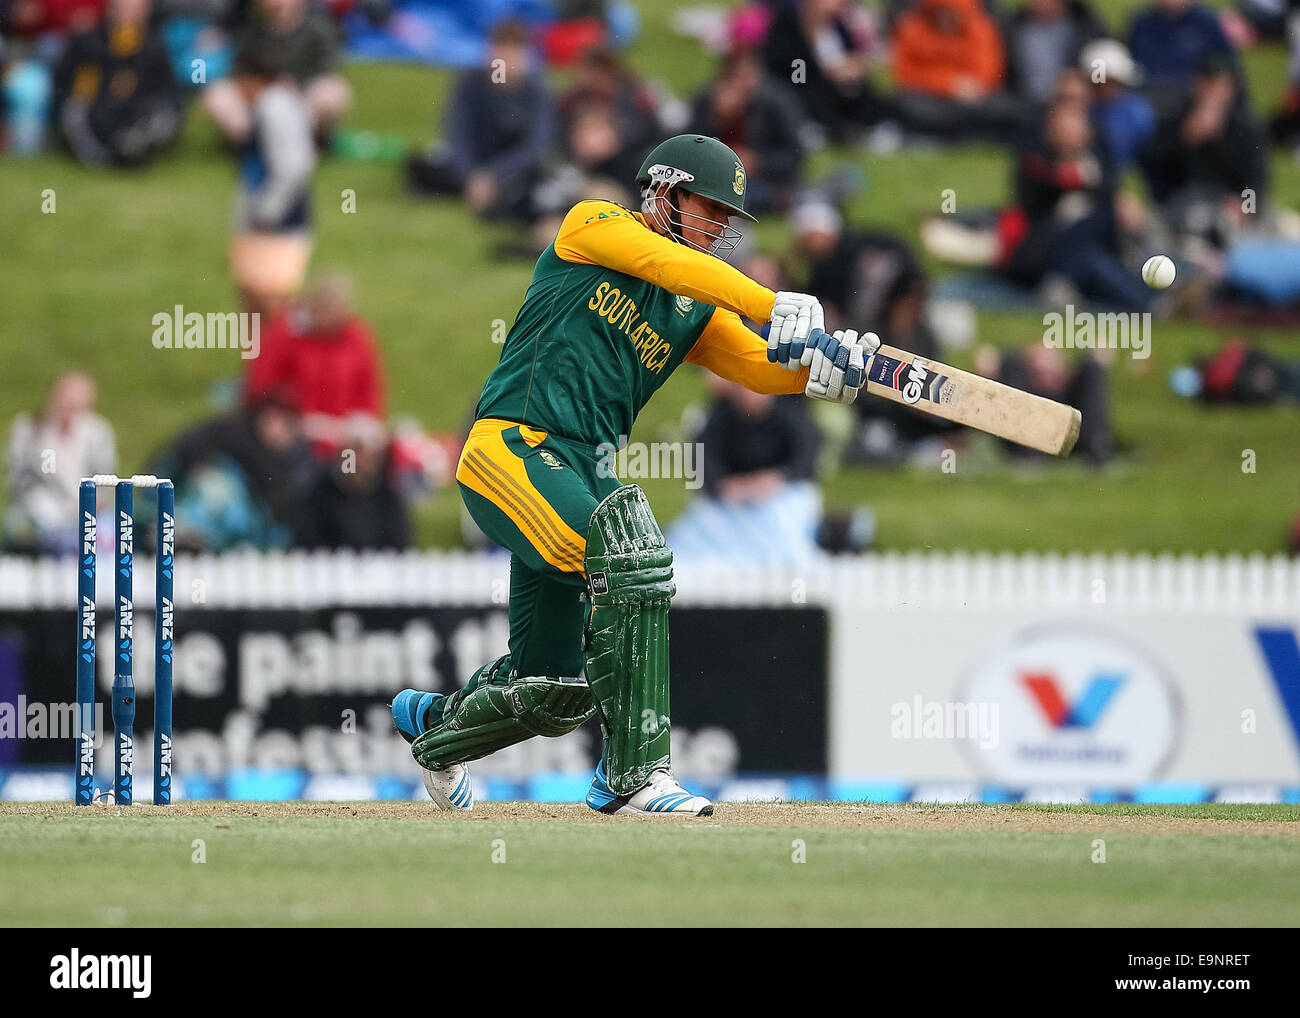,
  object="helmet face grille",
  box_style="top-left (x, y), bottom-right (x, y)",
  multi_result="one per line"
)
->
top-left (641, 177), bottom-right (744, 262)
